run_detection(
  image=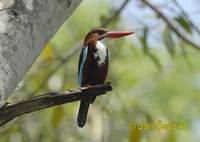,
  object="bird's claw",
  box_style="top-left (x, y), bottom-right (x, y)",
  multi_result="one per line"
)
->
top-left (86, 85), bottom-right (93, 89)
